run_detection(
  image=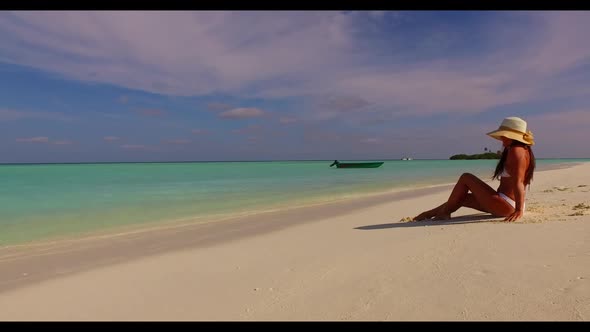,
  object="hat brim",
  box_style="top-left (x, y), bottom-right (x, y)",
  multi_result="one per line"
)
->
top-left (487, 130), bottom-right (534, 145)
